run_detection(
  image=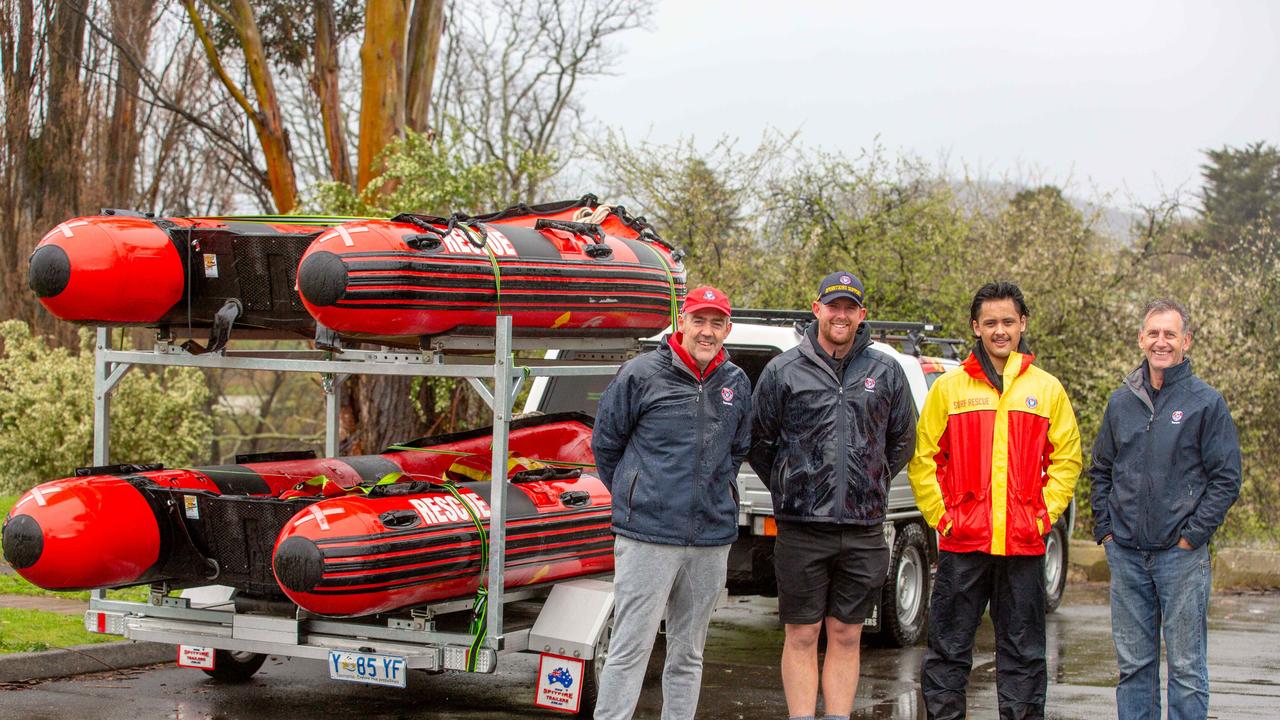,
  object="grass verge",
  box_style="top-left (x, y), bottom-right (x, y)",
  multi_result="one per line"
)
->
top-left (0, 607), bottom-right (116, 653)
